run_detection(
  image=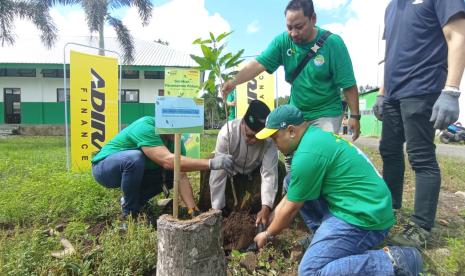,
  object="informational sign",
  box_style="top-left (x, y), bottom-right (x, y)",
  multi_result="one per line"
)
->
top-left (70, 50), bottom-right (118, 171)
top-left (164, 68), bottom-right (200, 97)
top-left (236, 64), bottom-right (275, 118)
top-left (155, 96), bottom-right (204, 134)
top-left (163, 68), bottom-right (201, 158)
